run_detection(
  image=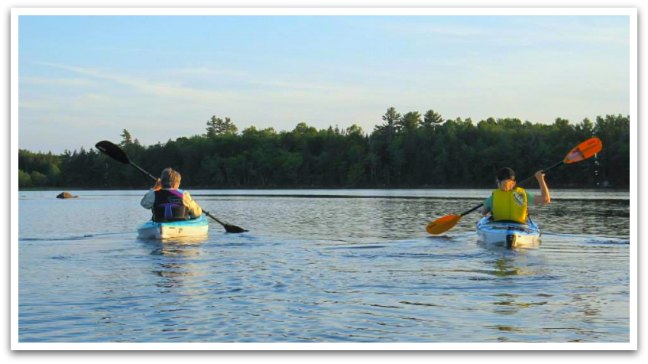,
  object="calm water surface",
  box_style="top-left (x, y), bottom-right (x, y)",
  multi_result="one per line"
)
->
top-left (18, 189), bottom-right (630, 343)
